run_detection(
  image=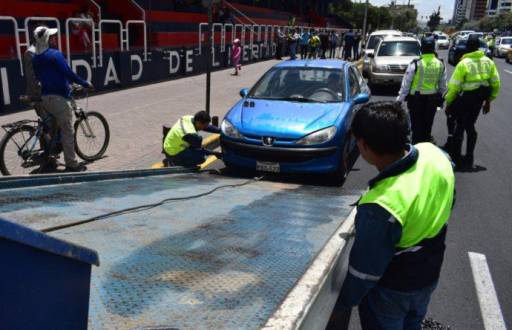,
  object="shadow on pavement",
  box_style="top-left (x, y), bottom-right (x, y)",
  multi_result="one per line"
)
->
top-left (369, 84), bottom-right (401, 97)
